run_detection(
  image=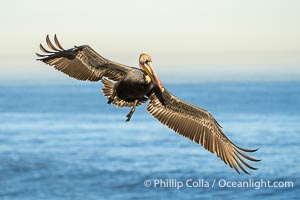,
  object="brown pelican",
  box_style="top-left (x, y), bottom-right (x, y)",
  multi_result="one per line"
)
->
top-left (36, 35), bottom-right (260, 174)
